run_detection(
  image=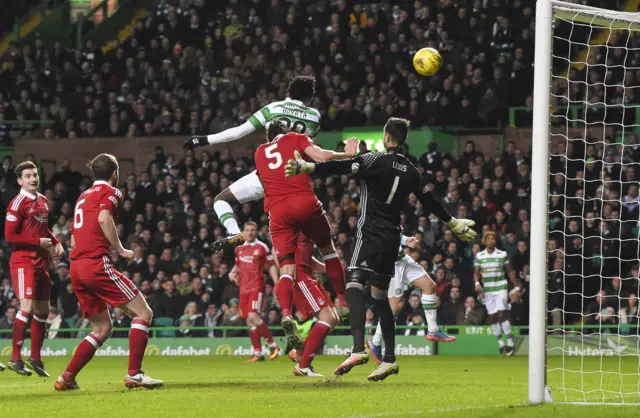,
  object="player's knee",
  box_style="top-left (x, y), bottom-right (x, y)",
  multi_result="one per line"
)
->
top-left (346, 268), bottom-right (369, 291)
top-left (137, 305), bottom-right (153, 323)
top-left (417, 276), bottom-right (436, 293)
top-left (214, 188), bottom-right (235, 204)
